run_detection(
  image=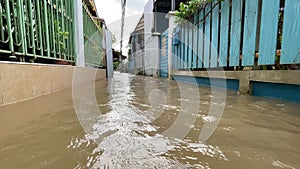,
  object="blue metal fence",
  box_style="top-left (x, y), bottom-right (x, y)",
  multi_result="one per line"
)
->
top-left (167, 0), bottom-right (300, 70)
